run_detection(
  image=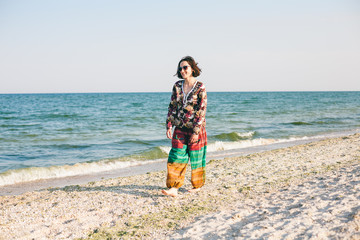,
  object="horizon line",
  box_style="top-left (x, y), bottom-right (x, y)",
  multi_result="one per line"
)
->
top-left (1, 90), bottom-right (360, 95)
